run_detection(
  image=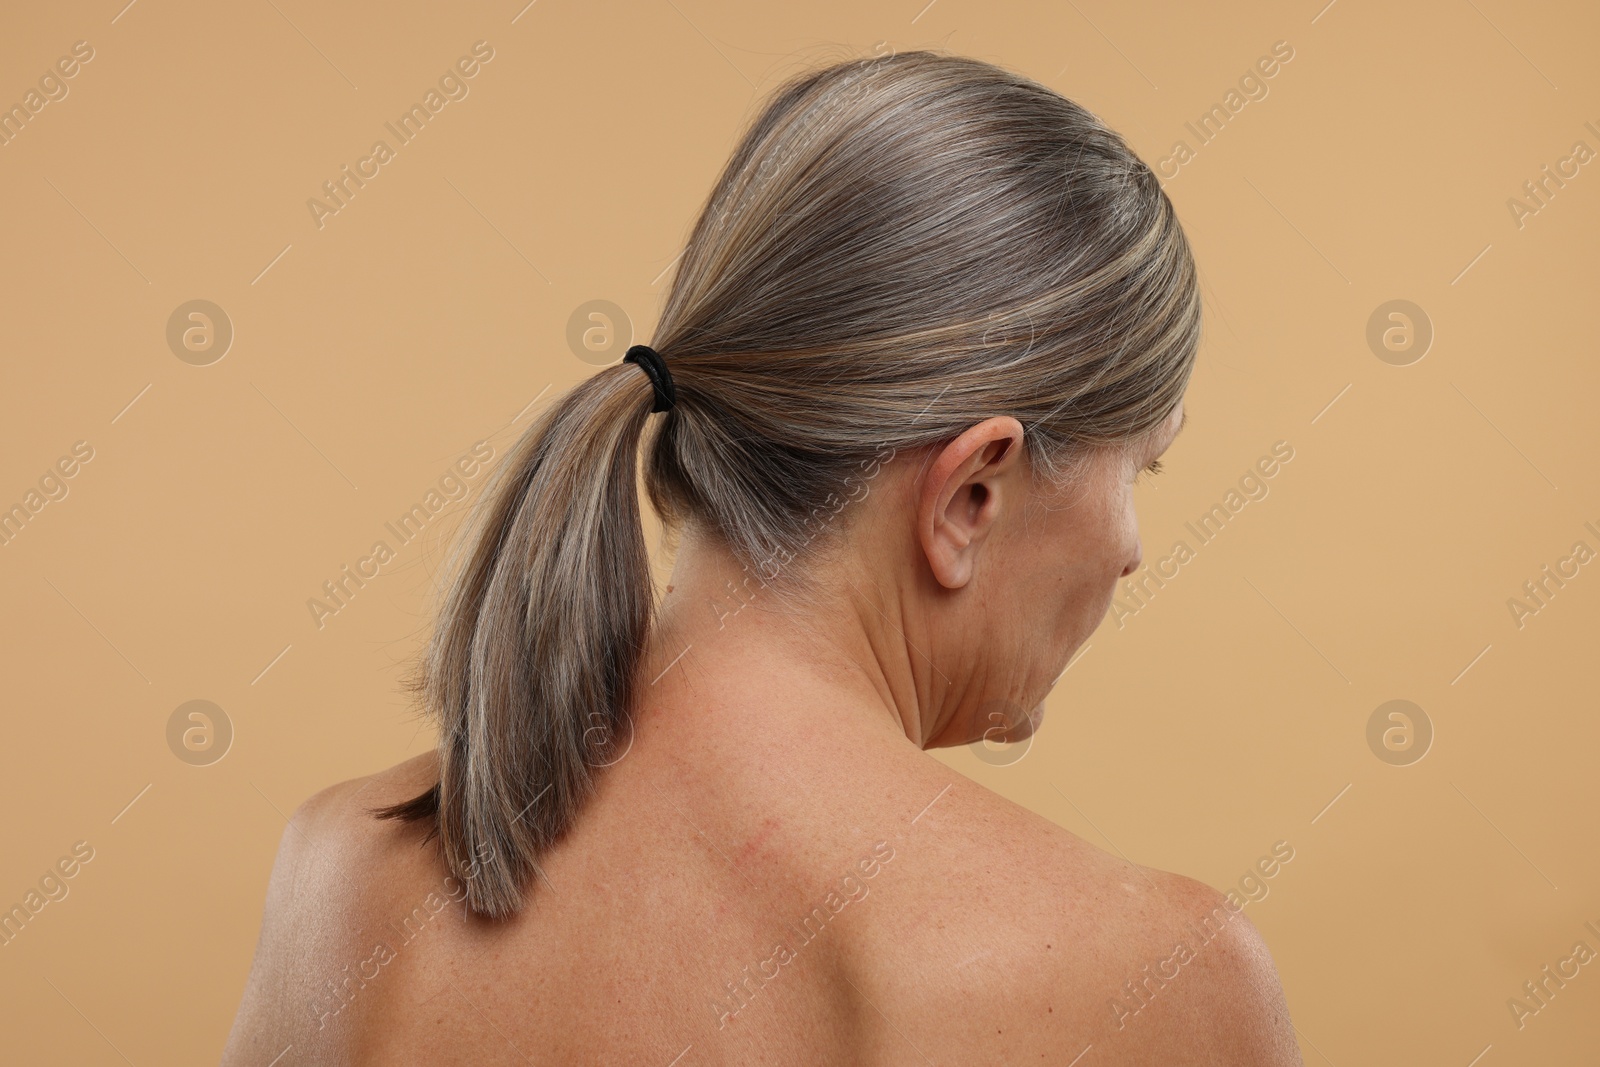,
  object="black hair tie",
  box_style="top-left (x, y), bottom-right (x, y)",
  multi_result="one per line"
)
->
top-left (623, 344), bottom-right (676, 413)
